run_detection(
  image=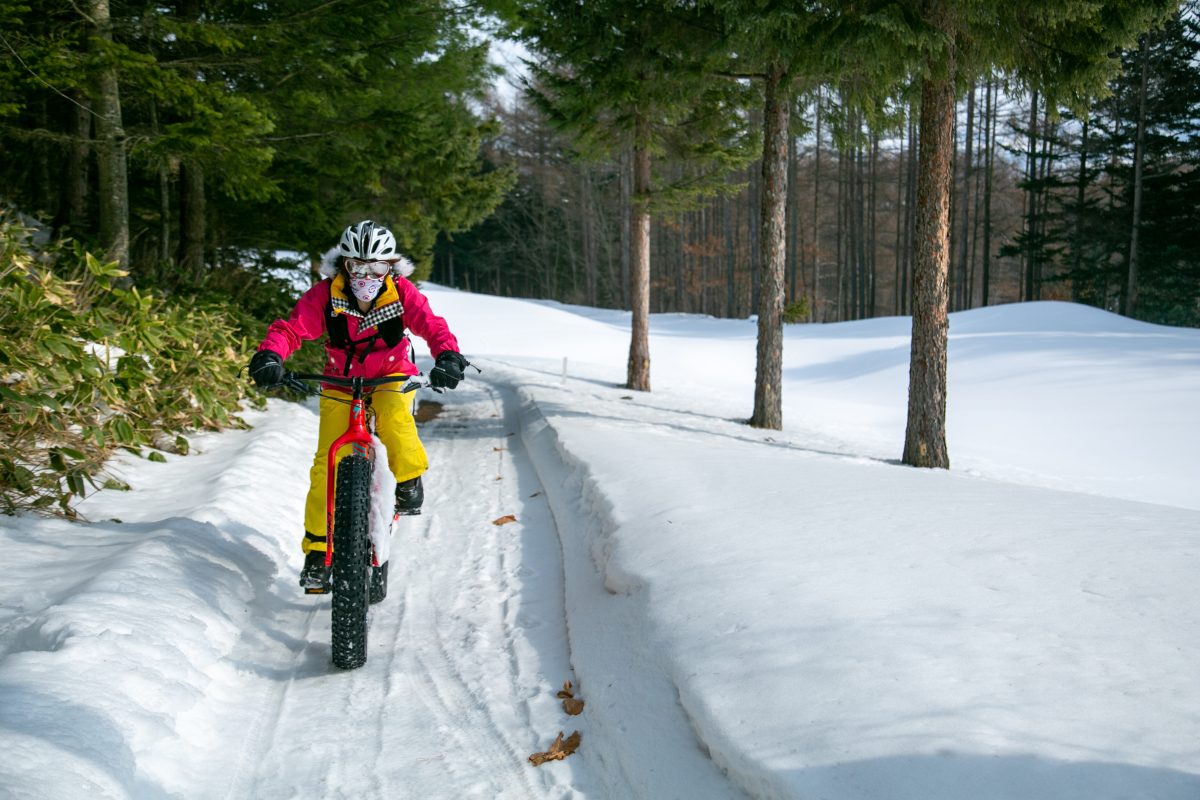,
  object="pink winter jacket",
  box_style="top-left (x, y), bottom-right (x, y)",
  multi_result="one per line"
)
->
top-left (258, 273), bottom-right (459, 386)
